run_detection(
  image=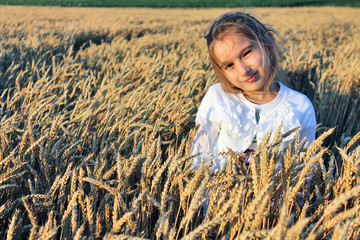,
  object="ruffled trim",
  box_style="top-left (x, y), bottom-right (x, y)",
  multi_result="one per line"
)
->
top-left (214, 92), bottom-right (258, 152)
top-left (213, 84), bottom-right (301, 151)
top-left (257, 101), bottom-right (301, 142)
